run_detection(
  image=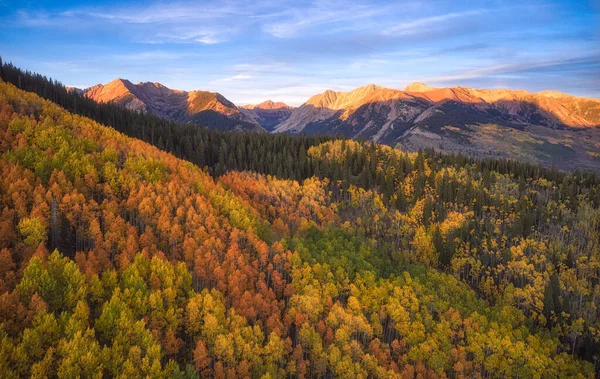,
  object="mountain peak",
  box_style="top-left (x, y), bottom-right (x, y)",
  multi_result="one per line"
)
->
top-left (255, 100), bottom-right (291, 110)
top-left (137, 81), bottom-right (168, 89)
top-left (239, 100), bottom-right (294, 131)
top-left (537, 90), bottom-right (569, 98)
top-left (405, 82), bottom-right (435, 92)
top-left (242, 100), bottom-right (292, 110)
top-left (359, 83), bottom-right (383, 92)
top-left (83, 78), bottom-right (135, 101)
top-left (108, 78), bottom-right (134, 88)
top-left (306, 90), bottom-right (339, 107)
